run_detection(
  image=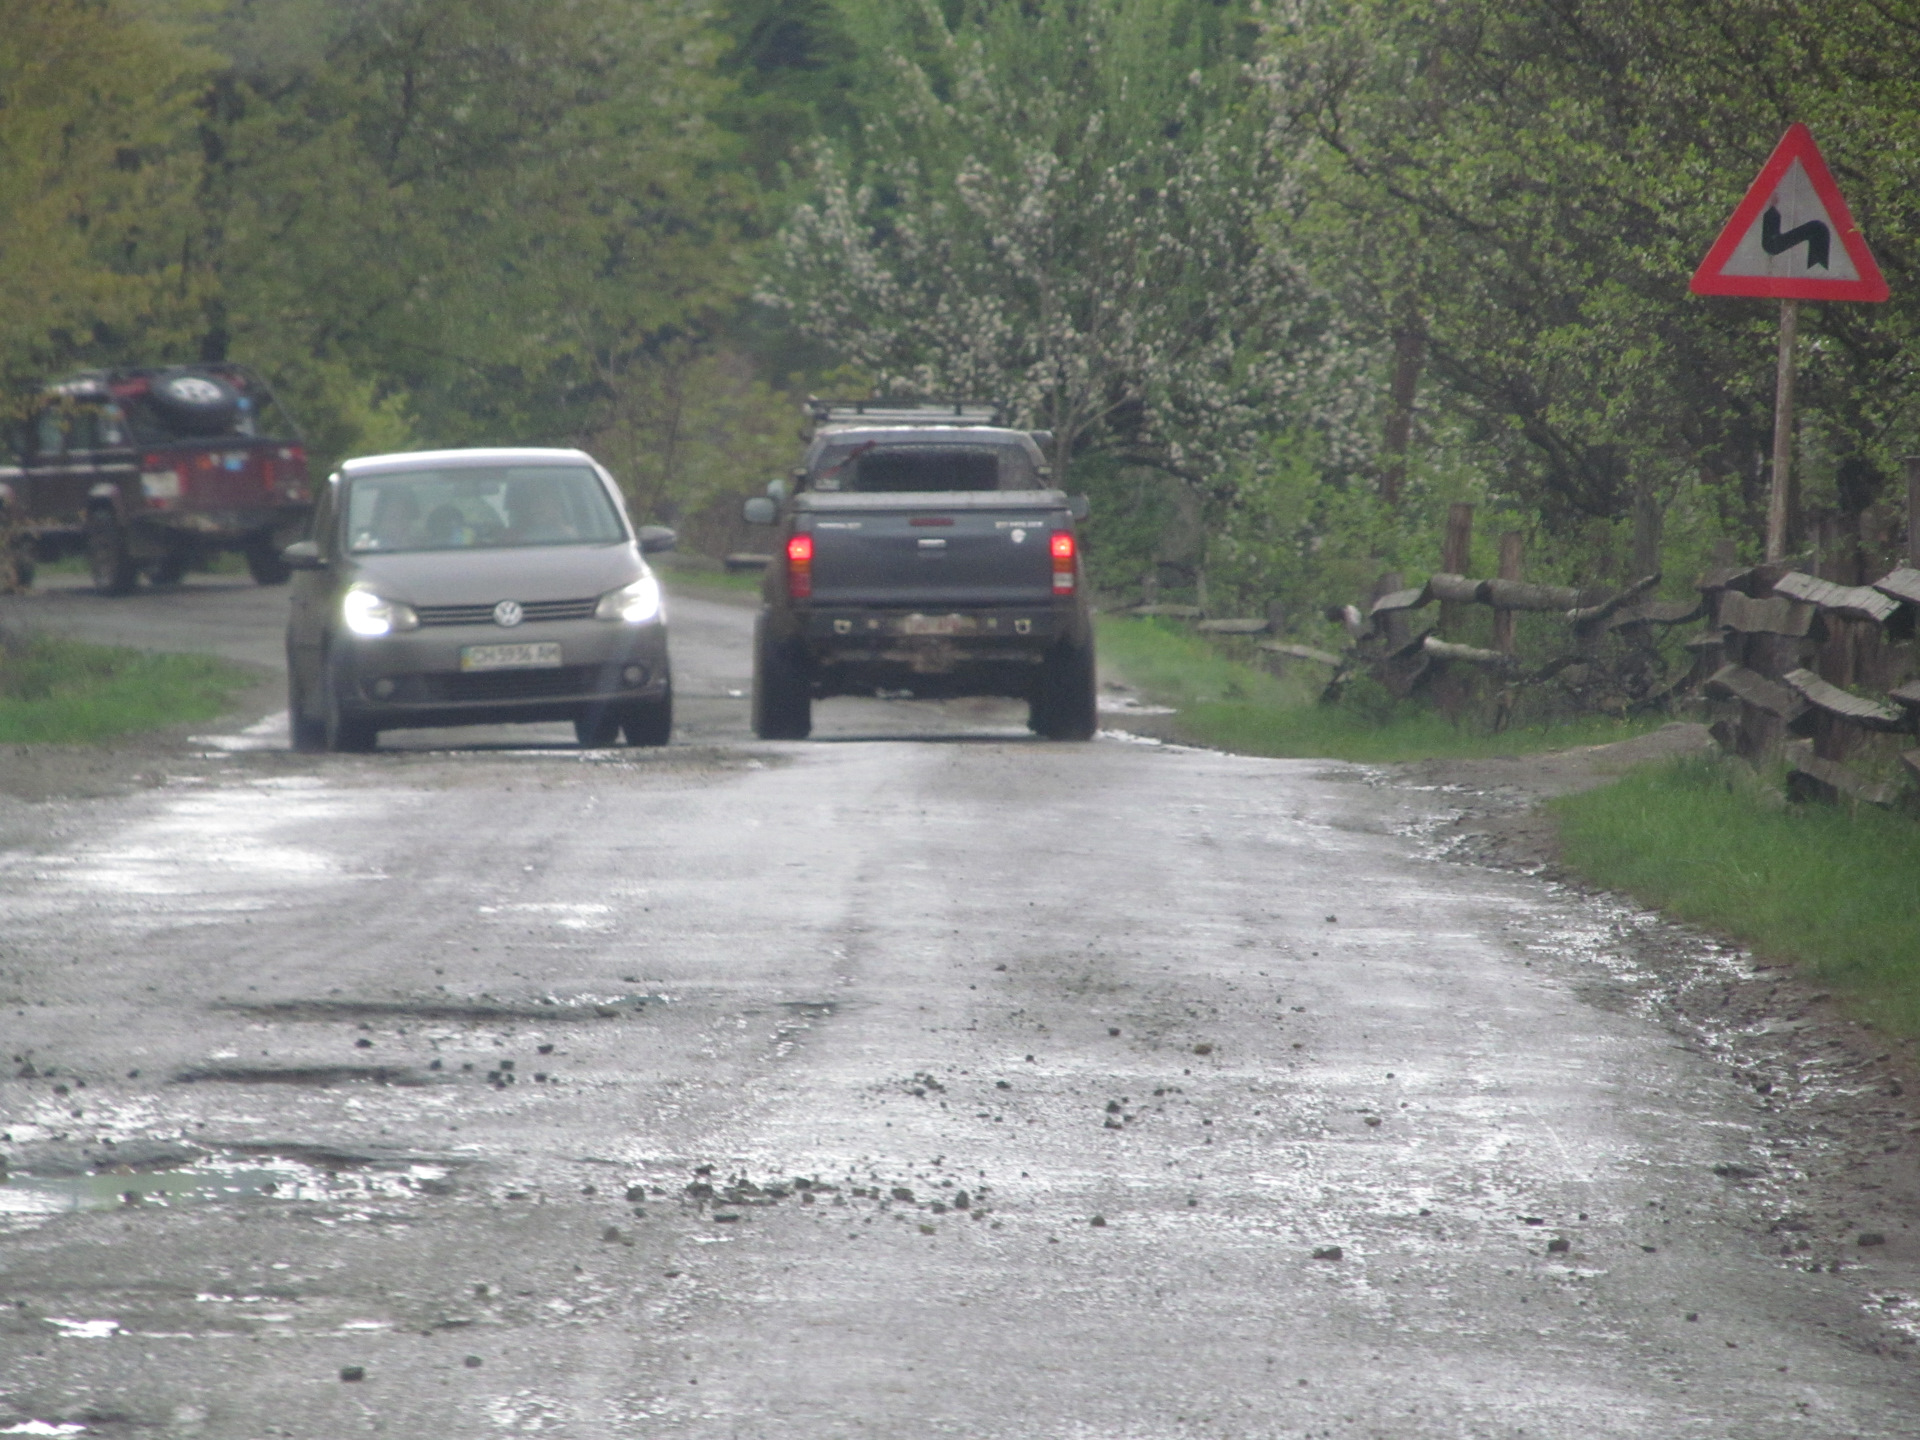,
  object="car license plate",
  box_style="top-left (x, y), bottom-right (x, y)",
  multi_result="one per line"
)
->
top-left (897, 613), bottom-right (975, 636)
top-left (460, 642), bottom-right (562, 671)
